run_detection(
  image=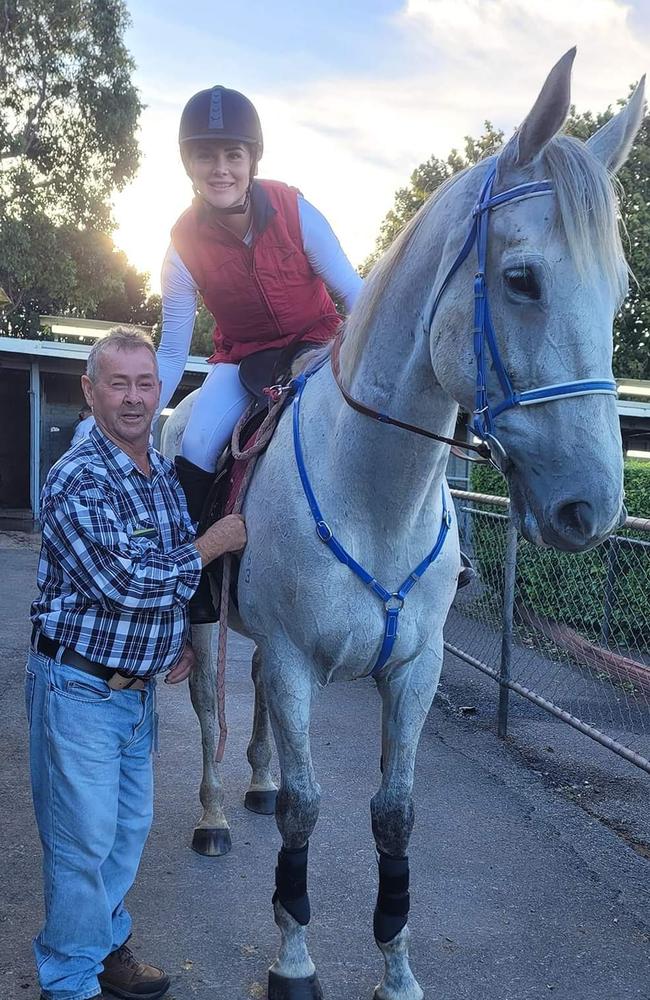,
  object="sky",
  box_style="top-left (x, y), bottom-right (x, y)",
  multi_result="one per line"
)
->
top-left (112, 0), bottom-right (650, 294)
